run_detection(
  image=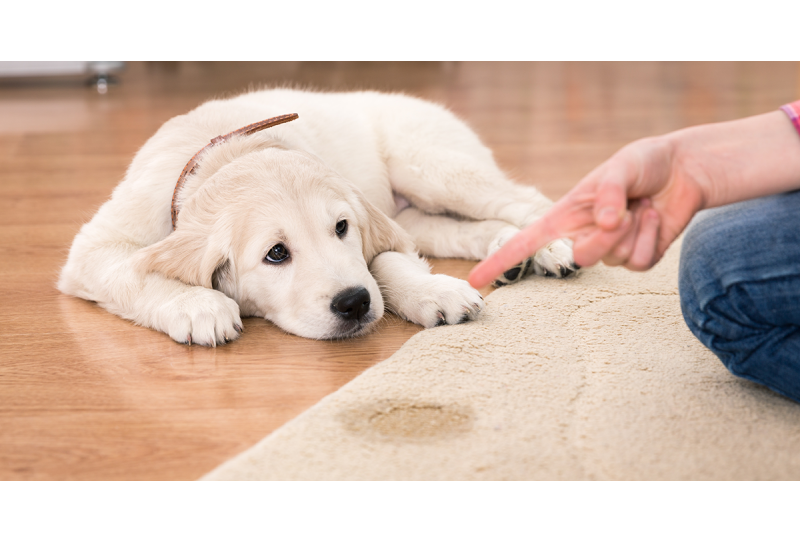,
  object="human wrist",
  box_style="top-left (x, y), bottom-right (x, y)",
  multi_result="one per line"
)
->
top-left (661, 126), bottom-right (716, 212)
top-left (779, 100), bottom-right (800, 136)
